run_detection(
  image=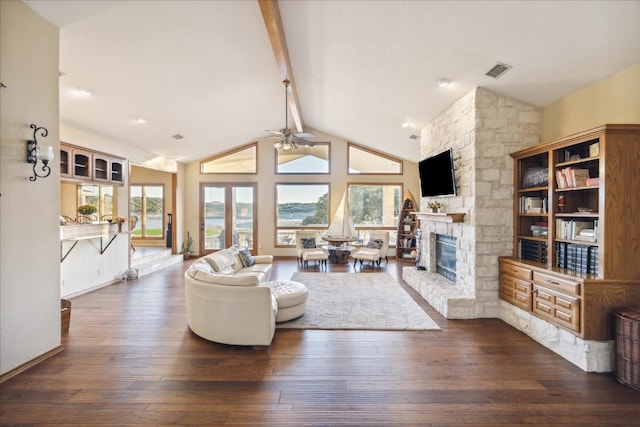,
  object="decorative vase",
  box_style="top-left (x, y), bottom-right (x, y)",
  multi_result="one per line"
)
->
top-left (118, 224), bottom-right (123, 233)
top-left (431, 207), bottom-right (438, 213)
